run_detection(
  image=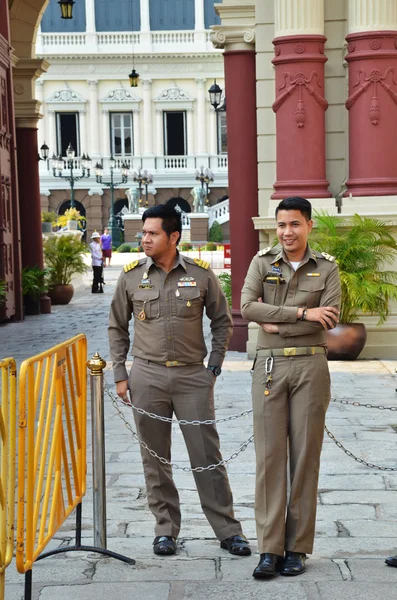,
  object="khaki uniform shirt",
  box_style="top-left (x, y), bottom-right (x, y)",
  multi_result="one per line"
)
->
top-left (241, 244), bottom-right (341, 350)
top-left (109, 253), bottom-right (233, 382)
